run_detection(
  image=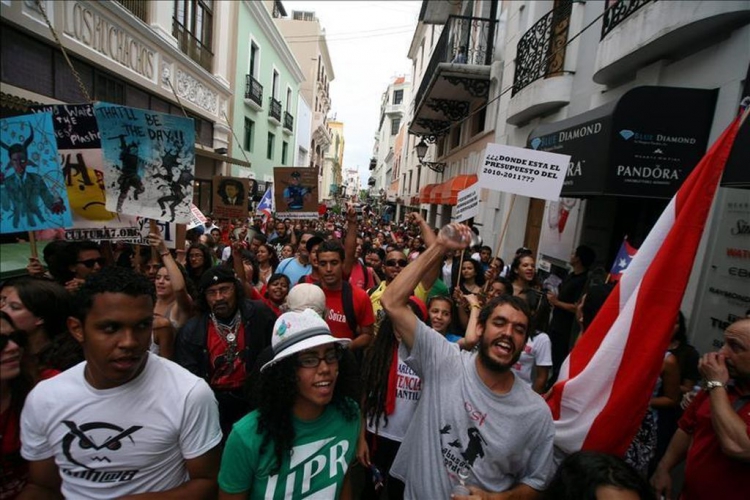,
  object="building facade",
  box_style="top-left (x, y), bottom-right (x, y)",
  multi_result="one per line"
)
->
top-left (370, 76), bottom-right (410, 195)
top-left (274, 9), bottom-right (335, 196)
top-left (322, 120), bottom-right (344, 202)
top-left (0, 0), bottom-right (238, 215)
top-left (231, 0), bottom-right (305, 198)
